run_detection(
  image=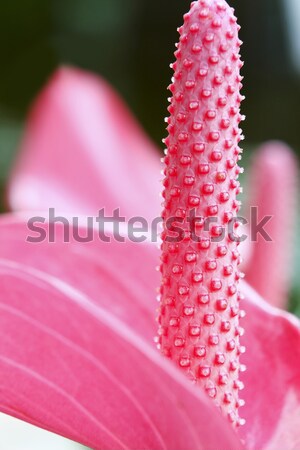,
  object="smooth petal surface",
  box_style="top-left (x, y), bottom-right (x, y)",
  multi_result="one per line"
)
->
top-left (240, 281), bottom-right (300, 450)
top-left (246, 142), bottom-right (298, 309)
top-left (1, 216), bottom-right (300, 449)
top-left (8, 67), bottom-right (161, 220)
top-left (0, 216), bottom-right (242, 450)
